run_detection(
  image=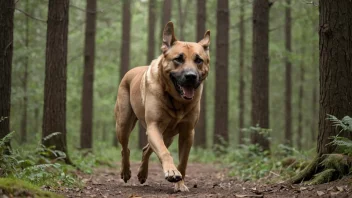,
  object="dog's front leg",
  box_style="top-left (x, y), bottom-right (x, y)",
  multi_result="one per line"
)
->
top-left (174, 129), bottom-right (194, 192)
top-left (147, 123), bottom-right (182, 183)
